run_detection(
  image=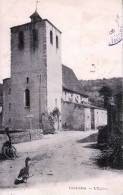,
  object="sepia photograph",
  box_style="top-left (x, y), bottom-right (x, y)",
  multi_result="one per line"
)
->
top-left (0, 0), bottom-right (123, 194)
